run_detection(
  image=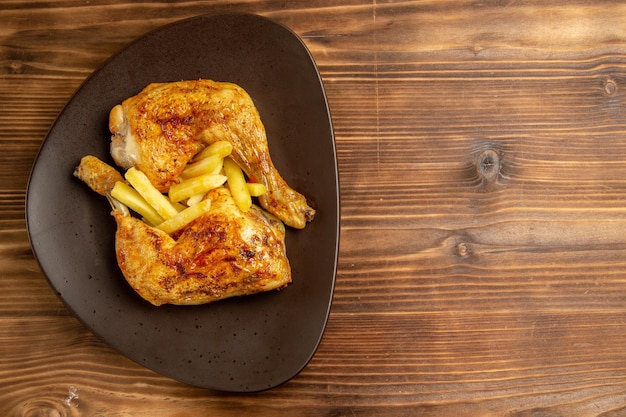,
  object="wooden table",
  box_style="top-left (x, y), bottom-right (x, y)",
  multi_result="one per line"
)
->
top-left (3, 1), bottom-right (626, 415)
